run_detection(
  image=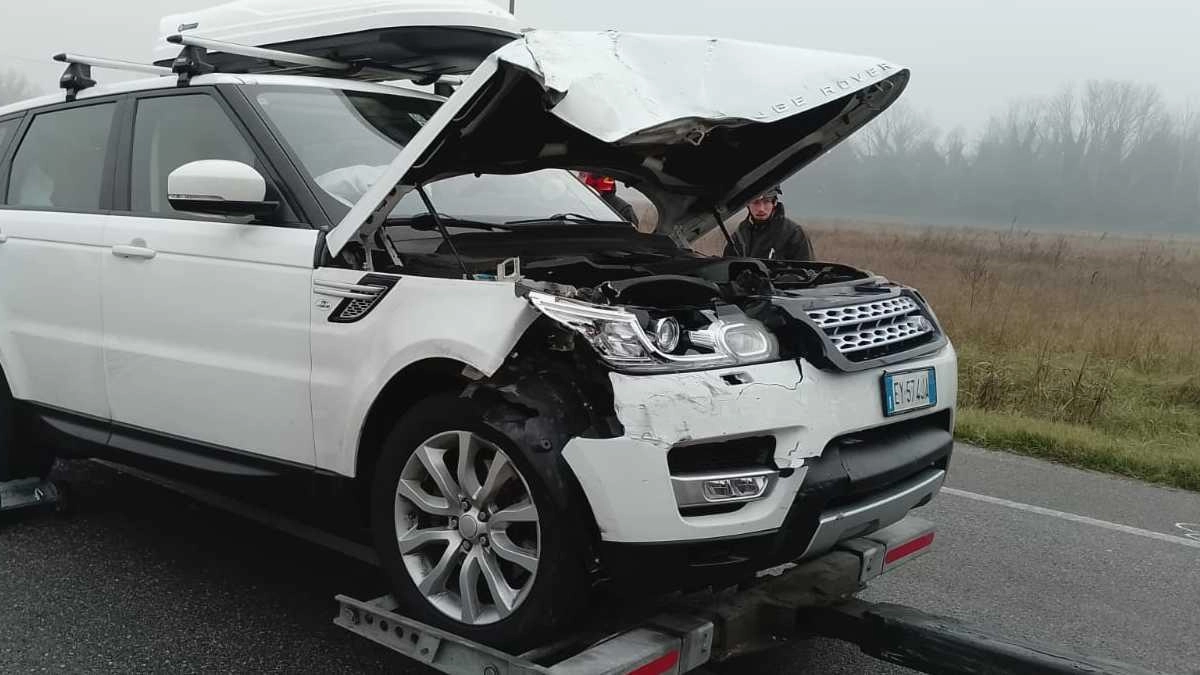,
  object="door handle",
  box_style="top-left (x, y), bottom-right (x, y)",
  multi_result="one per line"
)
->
top-left (111, 244), bottom-right (157, 260)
